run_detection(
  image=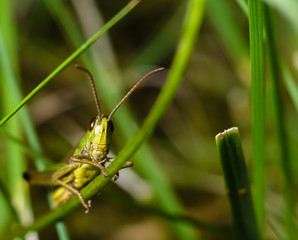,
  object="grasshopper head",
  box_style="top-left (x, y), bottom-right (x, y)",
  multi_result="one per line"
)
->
top-left (75, 65), bottom-right (164, 161)
top-left (88, 114), bottom-right (114, 160)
